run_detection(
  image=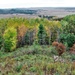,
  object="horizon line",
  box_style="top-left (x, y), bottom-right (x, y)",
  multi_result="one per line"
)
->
top-left (0, 6), bottom-right (75, 9)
